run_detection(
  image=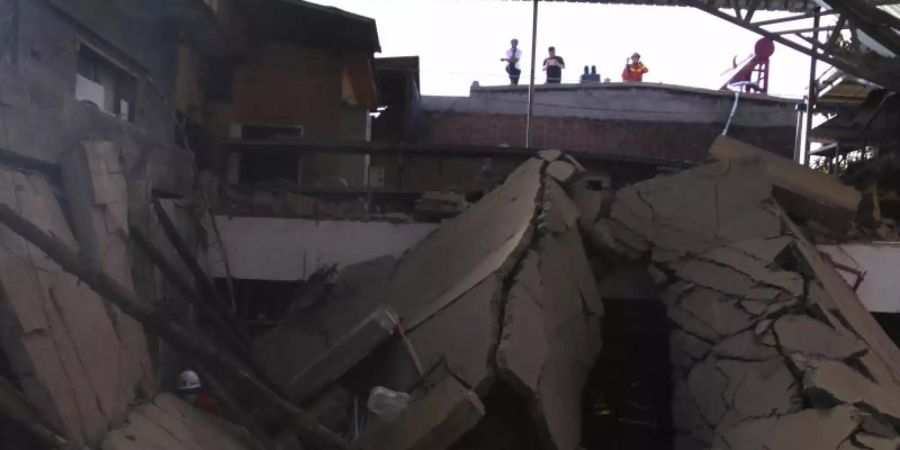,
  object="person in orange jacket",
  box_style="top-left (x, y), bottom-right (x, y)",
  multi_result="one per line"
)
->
top-left (622, 52), bottom-right (649, 82)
